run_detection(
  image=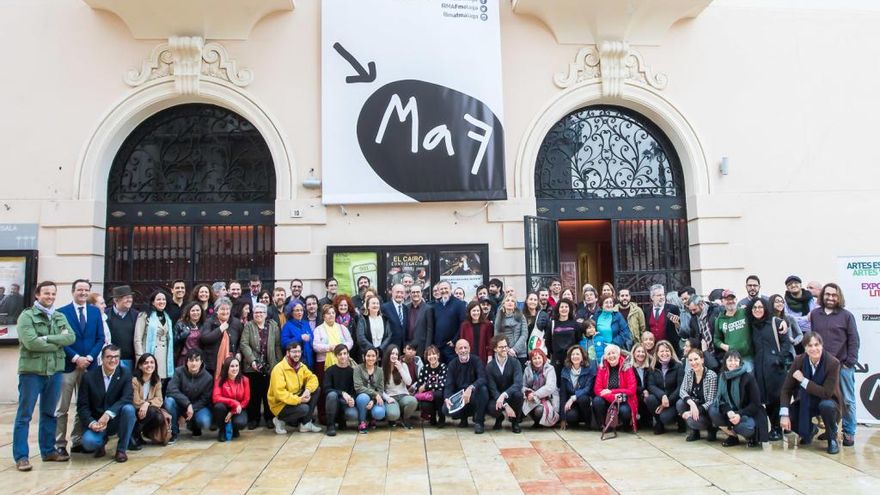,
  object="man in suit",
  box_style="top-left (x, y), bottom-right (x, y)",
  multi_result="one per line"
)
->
top-left (77, 344), bottom-right (135, 462)
top-left (432, 281), bottom-right (467, 363)
top-left (485, 335), bottom-right (523, 433)
top-left (406, 283), bottom-right (434, 357)
top-left (382, 283), bottom-right (409, 349)
top-left (55, 279), bottom-right (105, 456)
top-left (646, 284), bottom-right (681, 353)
